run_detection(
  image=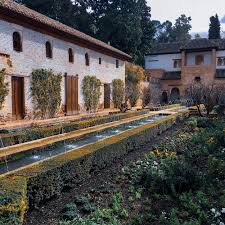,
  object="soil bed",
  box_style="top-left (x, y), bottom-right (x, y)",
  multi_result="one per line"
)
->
top-left (24, 123), bottom-right (182, 225)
